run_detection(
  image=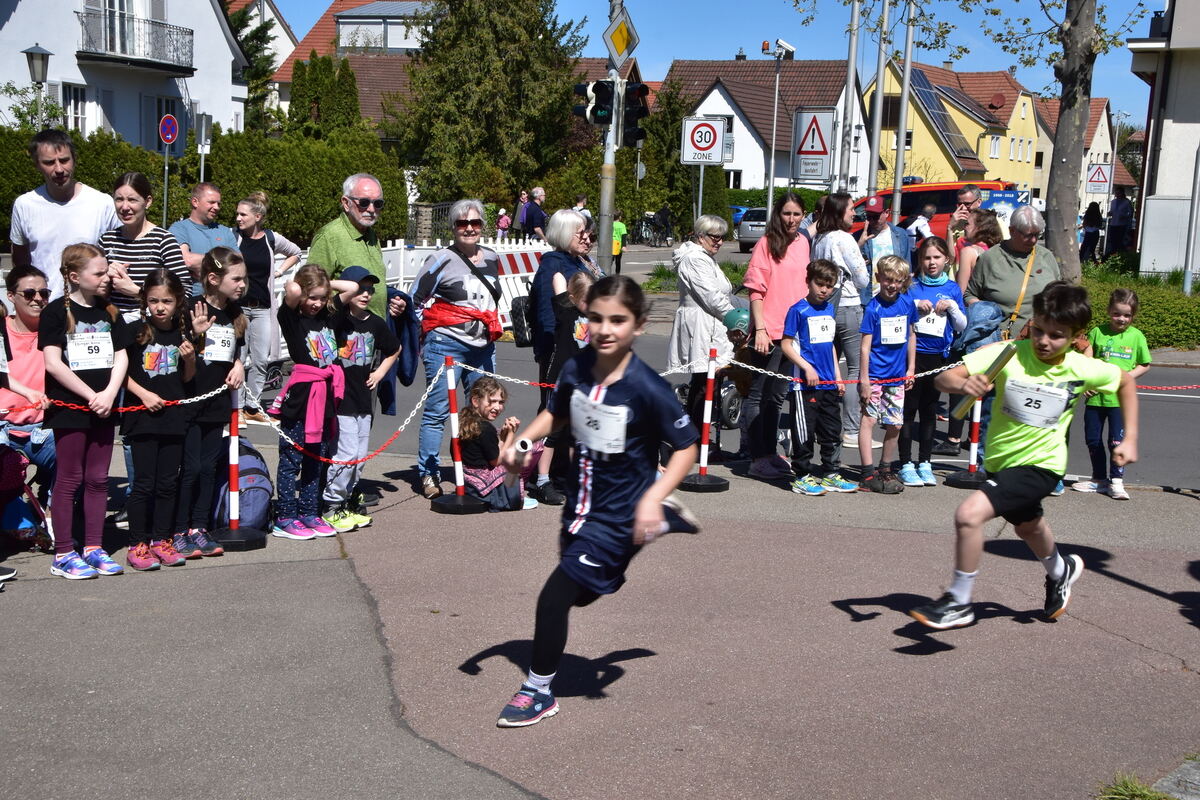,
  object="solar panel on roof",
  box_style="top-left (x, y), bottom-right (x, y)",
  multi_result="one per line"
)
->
top-left (911, 70), bottom-right (979, 160)
top-left (937, 85), bottom-right (1002, 126)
